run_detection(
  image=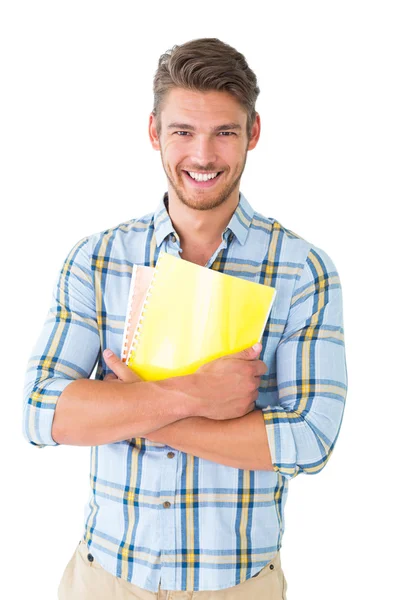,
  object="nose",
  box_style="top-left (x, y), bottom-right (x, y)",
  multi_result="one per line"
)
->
top-left (191, 135), bottom-right (218, 165)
